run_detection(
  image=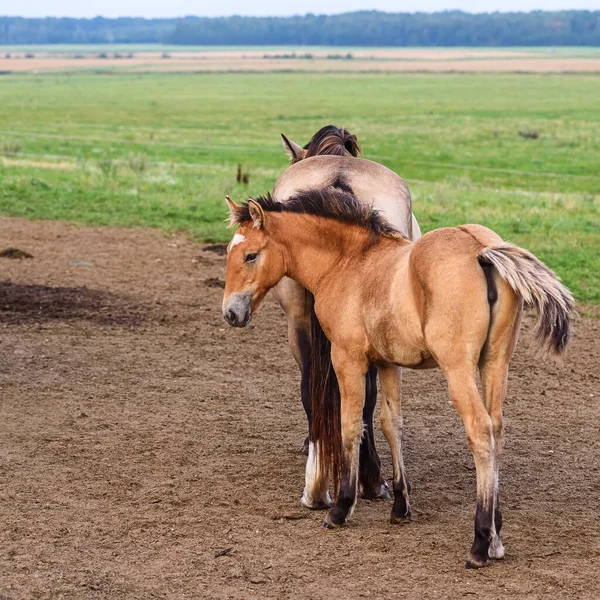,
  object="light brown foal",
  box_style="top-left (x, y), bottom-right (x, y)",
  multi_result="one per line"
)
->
top-left (222, 190), bottom-right (573, 568)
